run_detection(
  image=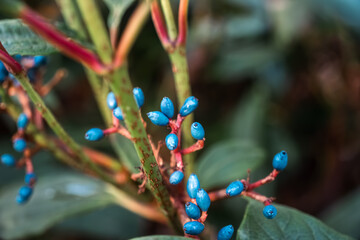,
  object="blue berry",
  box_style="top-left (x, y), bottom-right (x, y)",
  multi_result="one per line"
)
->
top-left (185, 202), bottom-right (201, 220)
top-left (218, 225), bottom-right (234, 240)
top-left (85, 128), bottom-right (104, 141)
top-left (165, 133), bottom-right (178, 150)
top-left (0, 61), bottom-right (8, 83)
top-left (27, 68), bottom-right (37, 83)
top-left (13, 138), bottom-right (26, 152)
top-left (263, 205), bottom-right (277, 219)
top-left (17, 113), bottom-right (29, 130)
top-left (133, 87), bottom-right (144, 108)
top-left (226, 180), bottom-right (244, 197)
top-left (17, 185), bottom-right (32, 204)
top-left (169, 170), bottom-right (184, 185)
top-left (272, 151), bottom-right (288, 171)
top-left (113, 107), bottom-right (124, 120)
top-left (1, 154), bottom-right (16, 167)
top-left (183, 221), bottom-right (204, 235)
top-left (13, 54), bottom-right (22, 63)
top-left (147, 111), bottom-right (169, 126)
top-left (191, 122), bottom-right (205, 140)
top-left (33, 56), bottom-right (47, 67)
top-left (25, 173), bottom-right (37, 185)
top-left (179, 96), bottom-right (198, 117)
top-left (196, 188), bottom-right (211, 212)
top-left (187, 173), bottom-right (200, 199)
top-left (107, 92), bottom-right (118, 110)
top-left (160, 97), bottom-right (174, 118)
